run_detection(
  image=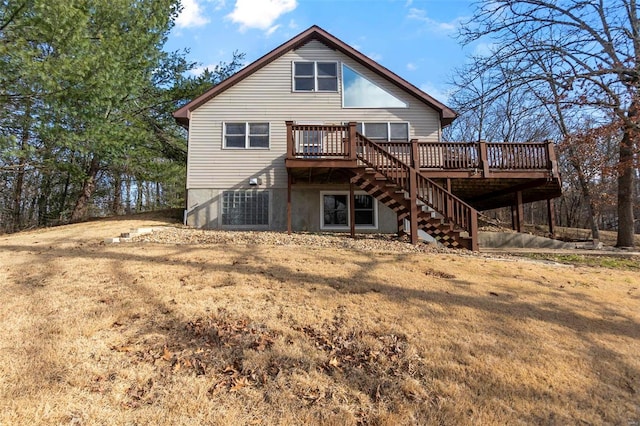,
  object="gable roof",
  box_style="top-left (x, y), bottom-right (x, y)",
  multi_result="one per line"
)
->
top-left (173, 25), bottom-right (458, 127)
